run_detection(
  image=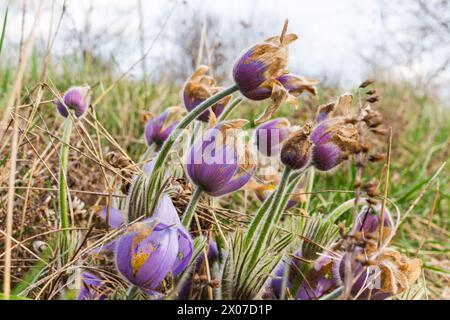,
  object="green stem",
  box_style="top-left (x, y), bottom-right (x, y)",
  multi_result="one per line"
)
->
top-left (181, 187), bottom-right (202, 228)
top-left (249, 167), bottom-right (292, 266)
top-left (273, 167), bottom-right (308, 225)
top-left (126, 285), bottom-right (139, 300)
top-left (244, 169), bottom-right (303, 248)
top-left (217, 97), bottom-right (243, 122)
top-left (147, 84), bottom-right (239, 199)
top-left (58, 118), bottom-right (72, 262)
